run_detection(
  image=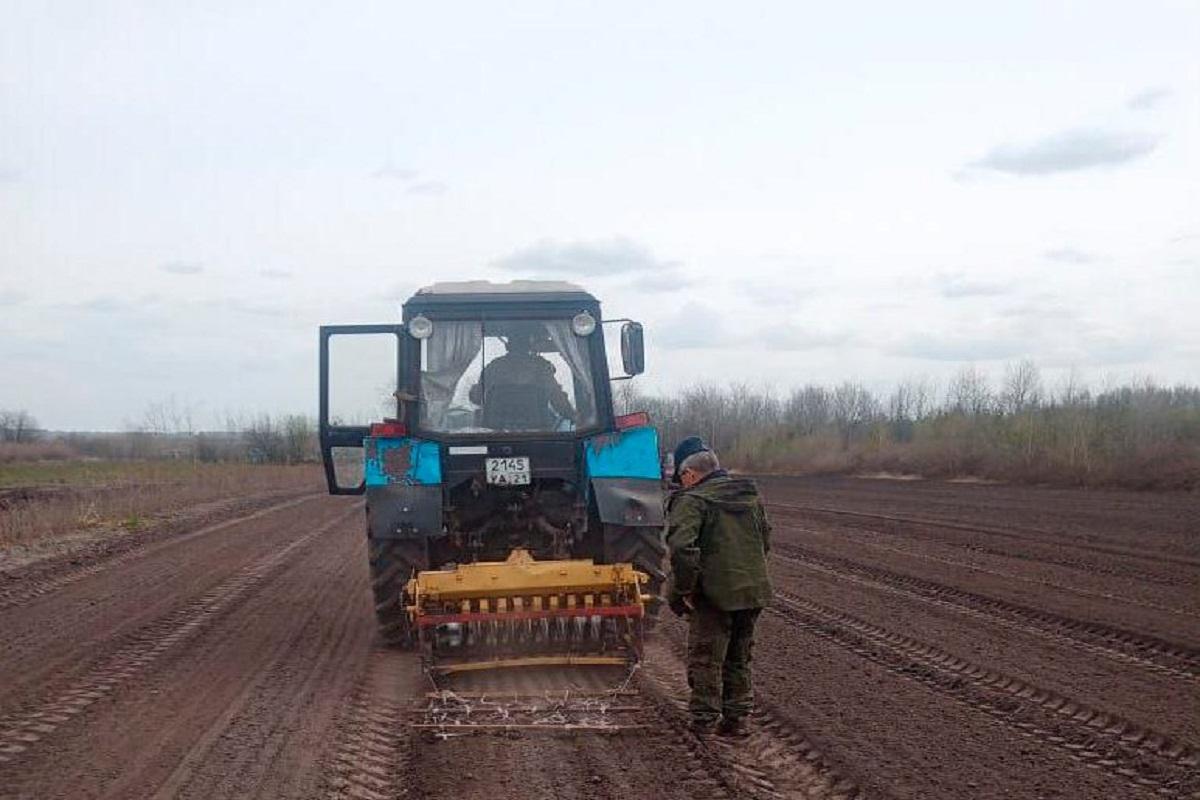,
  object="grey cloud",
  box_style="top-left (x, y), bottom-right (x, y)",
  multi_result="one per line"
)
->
top-left (970, 128), bottom-right (1159, 176)
top-left (78, 296), bottom-right (131, 313)
top-left (494, 237), bottom-right (681, 280)
top-left (0, 289), bottom-right (27, 306)
top-left (761, 324), bottom-right (852, 351)
top-left (738, 282), bottom-right (806, 308)
top-left (220, 299), bottom-right (289, 318)
top-left (259, 268), bottom-right (293, 280)
top-left (1053, 334), bottom-right (1159, 366)
top-left (373, 164), bottom-right (419, 181)
top-left (1044, 247), bottom-right (1097, 264)
top-left (656, 301), bottom-right (727, 349)
top-left (406, 180), bottom-right (447, 196)
top-left (159, 261), bottom-right (205, 275)
top-left (891, 334), bottom-right (1027, 362)
top-left (633, 271), bottom-right (693, 292)
top-left (997, 299), bottom-right (1077, 323)
top-left (1127, 87), bottom-right (1170, 111)
top-left (894, 296), bottom-right (1160, 367)
top-left (934, 271), bottom-right (1010, 298)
